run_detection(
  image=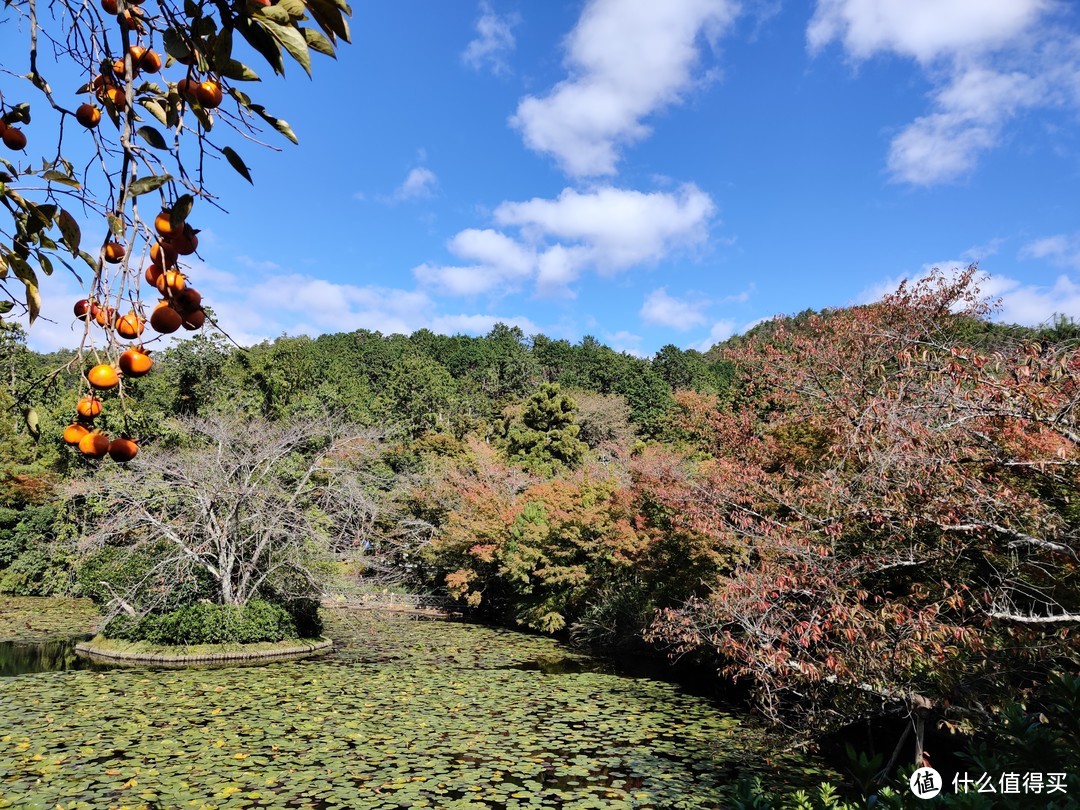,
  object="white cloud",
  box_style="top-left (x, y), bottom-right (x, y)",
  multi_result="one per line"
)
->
top-left (604, 329), bottom-right (646, 356)
top-left (640, 287), bottom-right (710, 330)
top-left (690, 319), bottom-right (737, 352)
top-left (430, 313), bottom-right (540, 336)
top-left (511, 0), bottom-right (738, 176)
top-left (415, 184), bottom-right (716, 298)
top-left (394, 166), bottom-right (438, 201)
top-left (887, 67), bottom-right (1043, 185)
top-left (807, 0), bottom-right (1048, 63)
top-left (462, 1), bottom-right (518, 76)
top-left (495, 183), bottom-right (715, 273)
top-left (1021, 232), bottom-right (1080, 269)
top-left (808, 0), bottom-right (1079, 186)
